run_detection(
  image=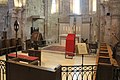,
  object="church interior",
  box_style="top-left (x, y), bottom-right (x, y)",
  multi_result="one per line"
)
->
top-left (0, 0), bottom-right (120, 80)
